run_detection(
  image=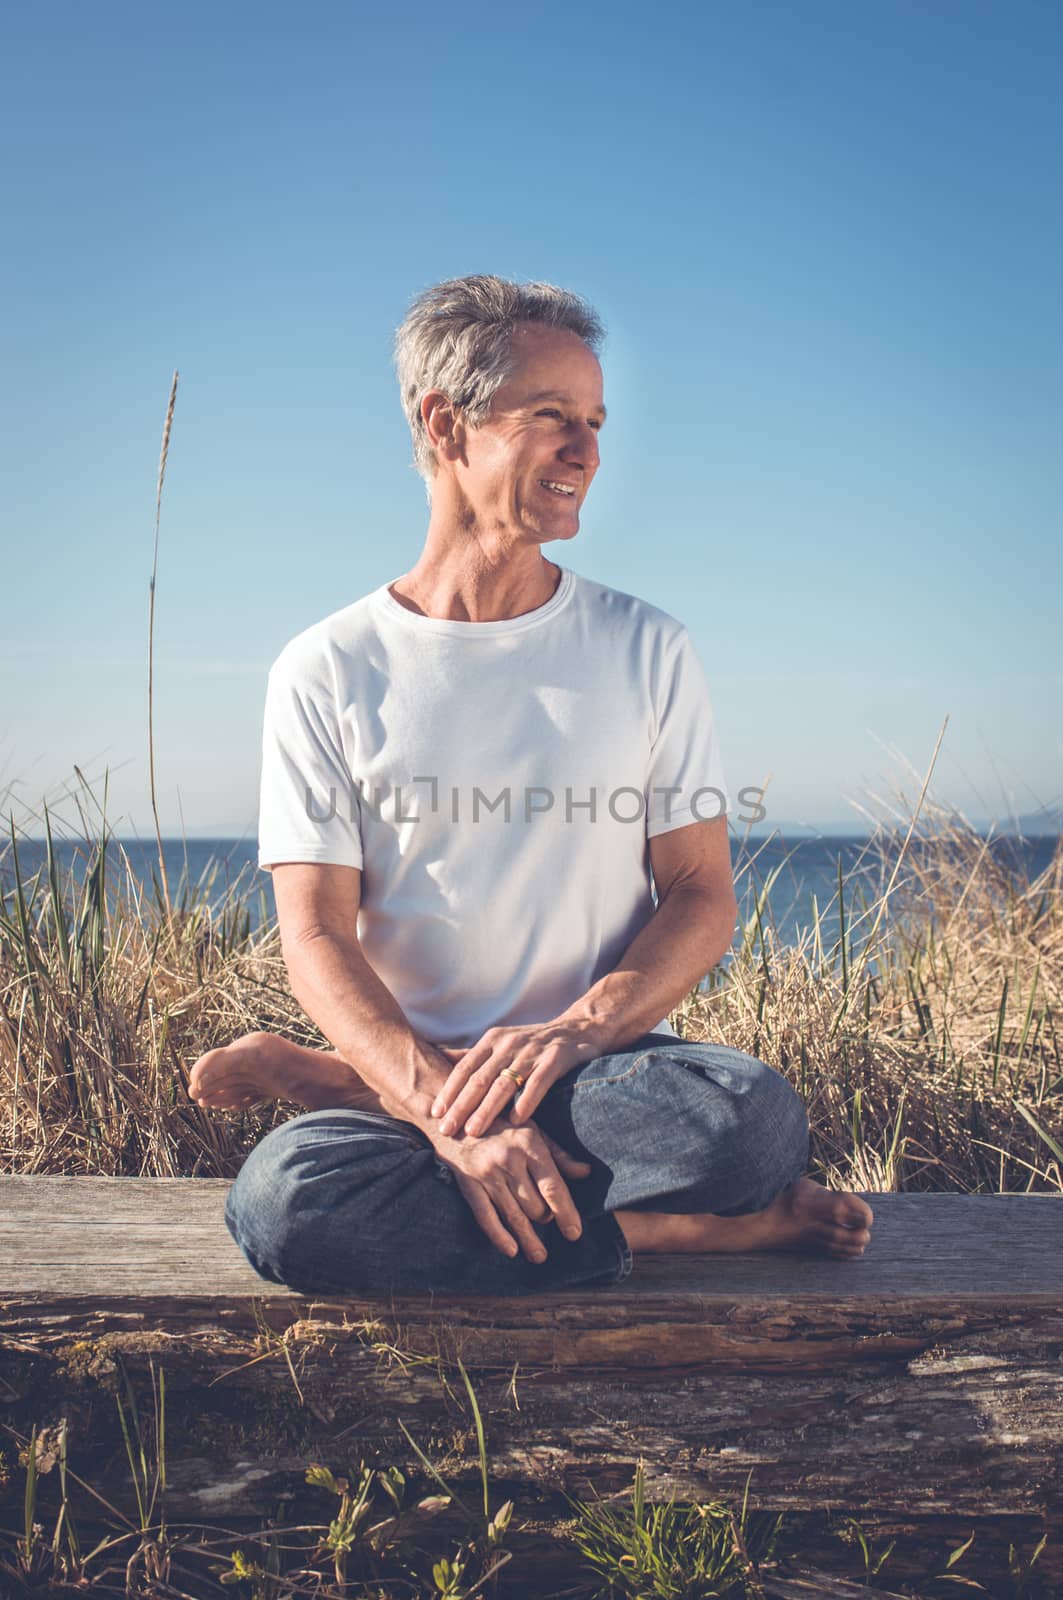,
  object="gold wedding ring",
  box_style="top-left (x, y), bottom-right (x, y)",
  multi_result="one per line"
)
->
top-left (500, 1067), bottom-right (525, 1088)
